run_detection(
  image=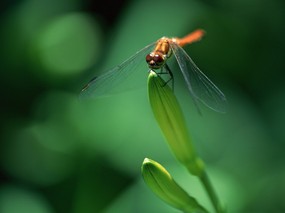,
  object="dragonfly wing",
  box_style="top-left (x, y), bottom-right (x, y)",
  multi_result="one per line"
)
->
top-left (170, 42), bottom-right (227, 113)
top-left (80, 42), bottom-right (156, 99)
